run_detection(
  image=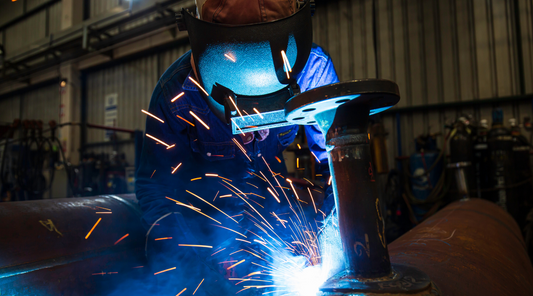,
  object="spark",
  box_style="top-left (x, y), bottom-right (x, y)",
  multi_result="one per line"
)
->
top-left (297, 158), bottom-right (299, 168)
top-left (328, 176), bottom-right (332, 186)
top-left (307, 187), bottom-right (317, 214)
top-left (141, 109), bottom-right (164, 123)
top-left (232, 118), bottom-right (246, 136)
top-left (303, 178), bottom-right (314, 186)
top-left (176, 288), bottom-right (187, 296)
top-left (253, 108), bottom-right (264, 119)
top-left (262, 157), bottom-right (291, 207)
top-left (176, 114), bottom-right (195, 126)
top-left (211, 224), bottom-right (247, 238)
top-left (154, 267), bottom-right (176, 275)
top-left (96, 206), bottom-right (111, 211)
top-left (287, 179), bottom-right (301, 201)
top-left (272, 212), bottom-right (287, 228)
top-left (236, 238), bottom-right (251, 243)
top-left (232, 138), bottom-right (252, 161)
top-left (191, 177), bottom-right (202, 181)
top-left (228, 96), bottom-right (243, 118)
top-left (242, 110), bottom-right (255, 121)
top-left (311, 151), bottom-right (321, 163)
top-left (93, 272), bottom-right (105, 275)
top-left (281, 50), bottom-right (292, 79)
top-left (225, 53), bottom-right (236, 62)
top-left (219, 194), bottom-right (232, 198)
top-left (150, 170), bottom-right (156, 178)
top-left (155, 237), bottom-right (172, 240)
top-left (96, 212), bottom-right (112, 214)
top-left (218, 176), bottom-right (233, 182)
top-left (267, 188), bottom-right (281, 203)
top-left (178, 244), bottom-right (213, 248)
top-left (211, 247), bottom-right (226, 256)
top-left (316, 174), bottom-right (322, 177)
top-left (213, 190), bottom-right (219, 202)
top-left (171, 92), bottom-right (185, 102)
top-left (165, 196), bottom-right (201, 211)
top-left (247, 182), bottom-right (259, 189)
top-left (254, 239), bottom-right (267, 246)
top-left (114, 233), bottom-right (129, 245)
top-left (132, 266), bottom-right (144, 269)
top-left (190, 208), bottom-right (221, 224)
top-left (227, 259), bottom-right (245, 270)
top-left (275, 156), bottom-right (282, 163)
top-left (205, 173), bottom-right (218, 177)
top-left (297, 144), bottom-right (301, 149)
top-left (188, 77), bottom-right (209, 96)
top-left (85, 218), bottom-right (102, 239)
top-left (260, 171), bottom-right (278, 197)
top-left (146, 134), bottom-right (170, 147)
top-left (171, 163), bottom-right (182, 174)
top-left (167, 144), bottom-right (176, 150)
top-left (190, 111), bottom-right (210, 130)
top-left (186, 190), bottom-right (238, 223)
top-left (193, 279), bottom-right (204, 295)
